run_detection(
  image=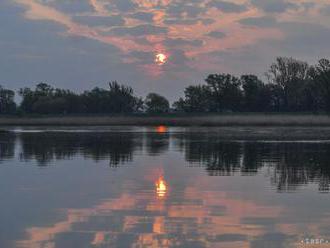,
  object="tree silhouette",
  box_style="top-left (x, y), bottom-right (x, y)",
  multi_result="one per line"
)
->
top-left (205, 74), bottom-right (242, 112)
top-left (310, 59), bottom-right (330, 111)
top-left (173, 85), bottom-right (212, 112)
top-left (0, 86), bottom-right (16, 114)
top-left (144, 93), bottom-right (170, 113)
top-left (266, 57), bottom-right (310, 111)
